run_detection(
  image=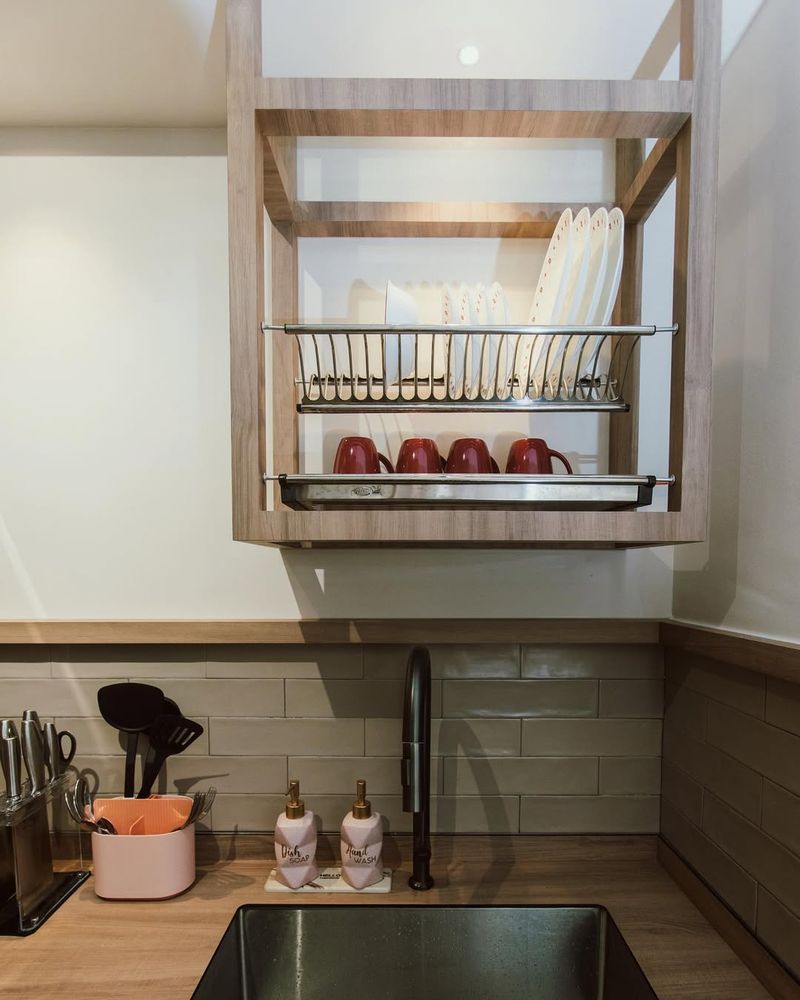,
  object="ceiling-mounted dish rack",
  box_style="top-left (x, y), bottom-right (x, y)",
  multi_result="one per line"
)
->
top-left (226, 0), bottom-right (720, 545)
top-left (263, 323), bottom-right (677, 413)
